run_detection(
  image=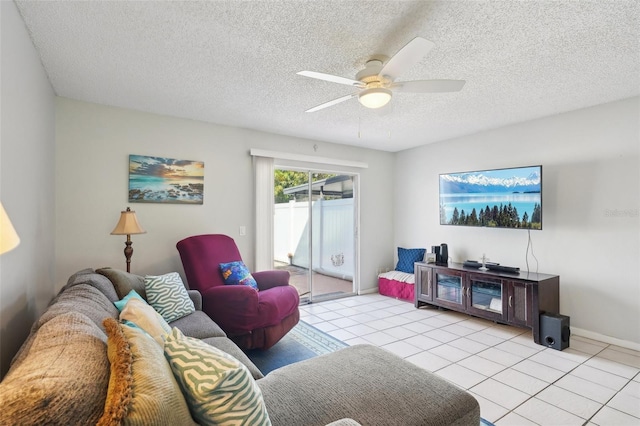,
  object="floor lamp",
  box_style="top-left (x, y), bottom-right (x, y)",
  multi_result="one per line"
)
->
top-left (111, 207), bottom-right (146, 273)
top-left (0, 202), bottom-right (20, 255)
